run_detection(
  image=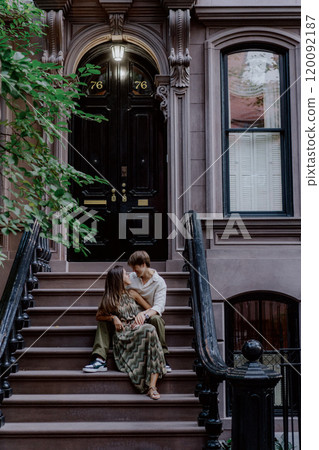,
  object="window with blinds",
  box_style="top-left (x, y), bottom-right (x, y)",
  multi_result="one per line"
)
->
top-left (222, 48), bottom-right (292, 215)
